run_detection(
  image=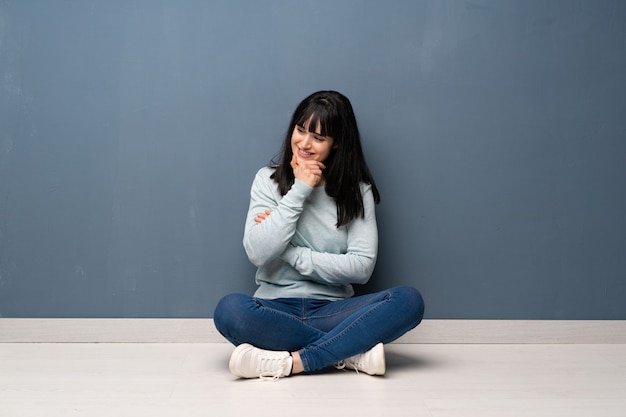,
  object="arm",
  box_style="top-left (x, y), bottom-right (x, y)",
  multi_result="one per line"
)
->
top-left (280, 184), bottom-right (378, 285)
top-left (243, 169), bottom-right (313, 267)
